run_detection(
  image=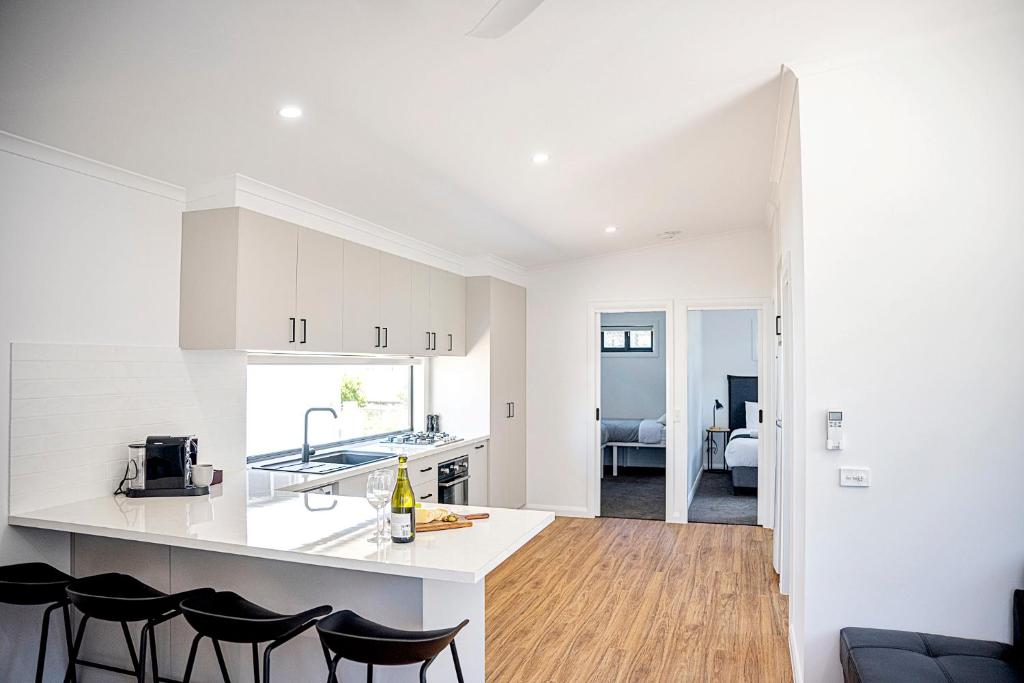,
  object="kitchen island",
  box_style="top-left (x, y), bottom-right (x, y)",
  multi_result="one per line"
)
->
top-left (9, 469), bottom-right (552, 682)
